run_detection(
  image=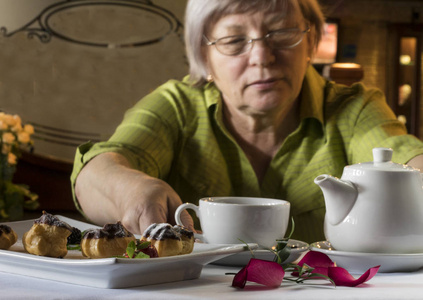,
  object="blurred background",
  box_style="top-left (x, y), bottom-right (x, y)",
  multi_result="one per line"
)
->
top-left (0, 0), bottom-right (421, 214)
